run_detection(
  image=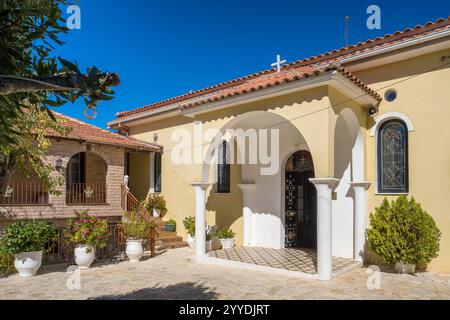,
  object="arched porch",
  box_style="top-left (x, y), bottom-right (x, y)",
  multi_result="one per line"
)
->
top-left (191, 107), bottom-right (370, 280)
